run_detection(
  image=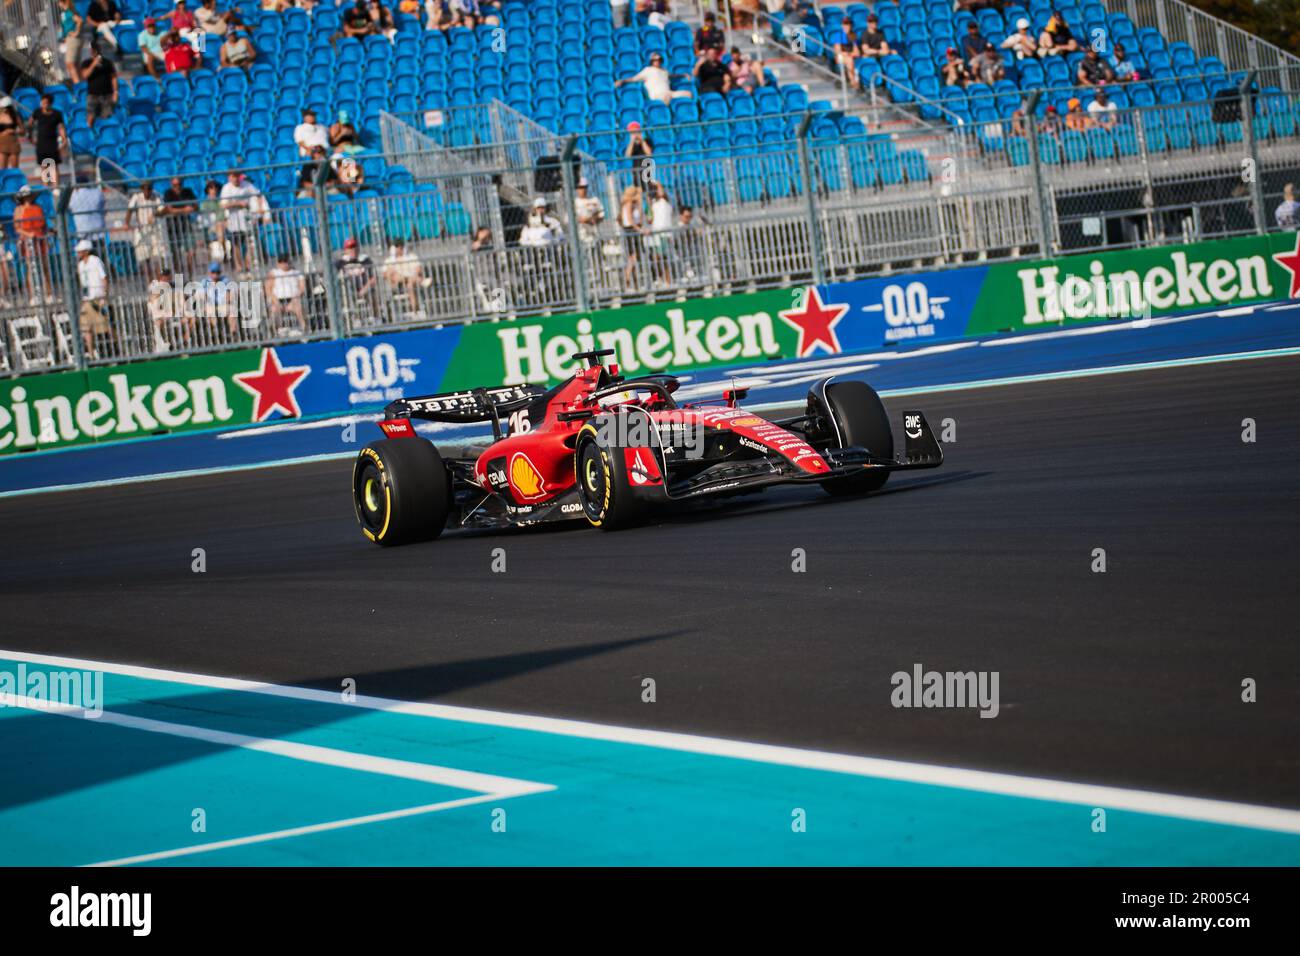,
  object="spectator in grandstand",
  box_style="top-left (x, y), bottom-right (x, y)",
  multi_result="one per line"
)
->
top-left (730, 0), bottom-right (759, 30)
top-left (27, 93), bottom-right (67, 171)
top-left (1065, 96), bottom-right (1093, 131)
top-left (137, 17), bottom-right (166, 78)
top-left (778, 0), bottom-right (809, 28)
top-left (333, 151), bottom-right (366, 195)
top-left (1009, 105), bottom-right (1029, 137)
top-left (85, 0), bottom-right (123, 61)
top-left (470, 225), bottom-right (495, 252)
top-left (200, 178), bottom-right (226, 256)
top-left (536, 197), bottom-right (566, 240)
top-left (161, 175), bottom-right (200, 269)
top-left (695, 46), bottom-right (732, 95)
top-left (69, 182), bottom-right (107, 245)
top-left (1076, 48), bottom-right (1113, 87)
top-left (294, 109), bottom-right (331, 157)
top-left (617, 52), bottom-right (693, 105)
top-left (13, 186), bottom-right (53, 303)
top-left (76, 239), bottom-right (112, 359)
top-left (1087, 87), bottom-right (1118, 128)
top-left (199, 261), bottom-right (239, 340)
top-left (972, 43), bottom-right (1005, 84)
top-left (831, 17), bottom-right (862, 91)
top-left (1276, 184), bottom-right (1299, 230)
top-left (336, 237), bottom-right (377, 315)
top-left (673, 203), bottom-right (702, 282)
top-left (330, 110), bottom-right (364, 153)
top-left (694, 12), bottom-right (724, 54)
top-left (728, 47), bottom-right (766, 92)
top-left (170, 0), bottom-right (198, 36)
top-left (1109, 43), bottom-right (1136, 82)
top-left (82, 50), bottom-right (118, 128)
top-left (220, 171), bottom-right (258, 274)
top-left (941, 47), bottom-right (971, 89)
top-left (1038, 103), bottom-right (1063, 138)
top-left (0, 98), bottom-right (20, 169)
top-left (382, 237), bottom-right (428, 300)
top-left (645, 182), bottom-right (675, 287)
top-left (266, 253), bottom-right (308, 333)
top-left (299, 145), bottom-right (338, 195)
top-left (610, 0), bottom-right (631, 30)
top-left (163, 30), bottom-right (198, 75)
top-left (619, 185), bottom-right (645, 289)
top-left (146, 269), bottom-right (179, 352)
top-left (220, 30), bottom-right (258, 70)
top-left (1000, 18), bottom-right (1038, 61)
top-left (336, 0), bottom-right (375, 42)
top-left (59, 0), bottom-right (85, 83)
top-left (368, 0), bottom-right (398, 38)
top-left (424, 0), bottom-right (448, 30)
top-left (639, 0), bottom-right (671, 30)
top-left (624, 121), bottom-right (654, 183)
top-left (859, 14), bottom-right (891, 58)
top-left (574, 178), bottom-right (605, 245)
top-left (955, 0), bottom-right (1003, 10)
top-left (959, 20), bottom-right (987, 67)
top-left (1039, 10), bottom-right (1079, 55)
top-left (127, 181), bottom-right (169, 276)
top-left (196, 0), bottom-right (238, 35)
